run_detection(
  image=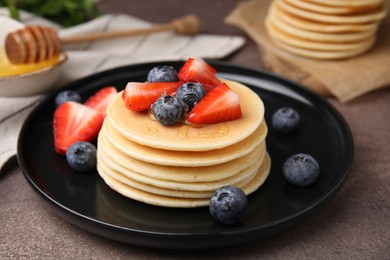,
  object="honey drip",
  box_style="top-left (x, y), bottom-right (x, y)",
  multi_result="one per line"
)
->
top-left (178, 124), bottom-right (229, 139)
top-left (139, 122), bottom-right (158, 134)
